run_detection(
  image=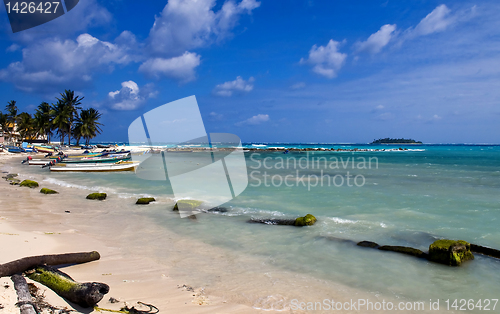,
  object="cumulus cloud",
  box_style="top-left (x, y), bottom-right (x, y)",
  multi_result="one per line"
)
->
top-left (235, 114), bottom-right (269, 126)
top-left (147, 0), bottom-right (260, 57)
top-left (0, 33), bottom-right (138, 93)
top-left (355, 24), bottom-right (397, 54)
top-left (213, 76), bottom-right (254, 96)
top-left (107, 80), bottom-right (157, 111)
top-left (300, 39), bottom-right (347, 78)
top-left (138, 52), bottom-right (201, 82)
